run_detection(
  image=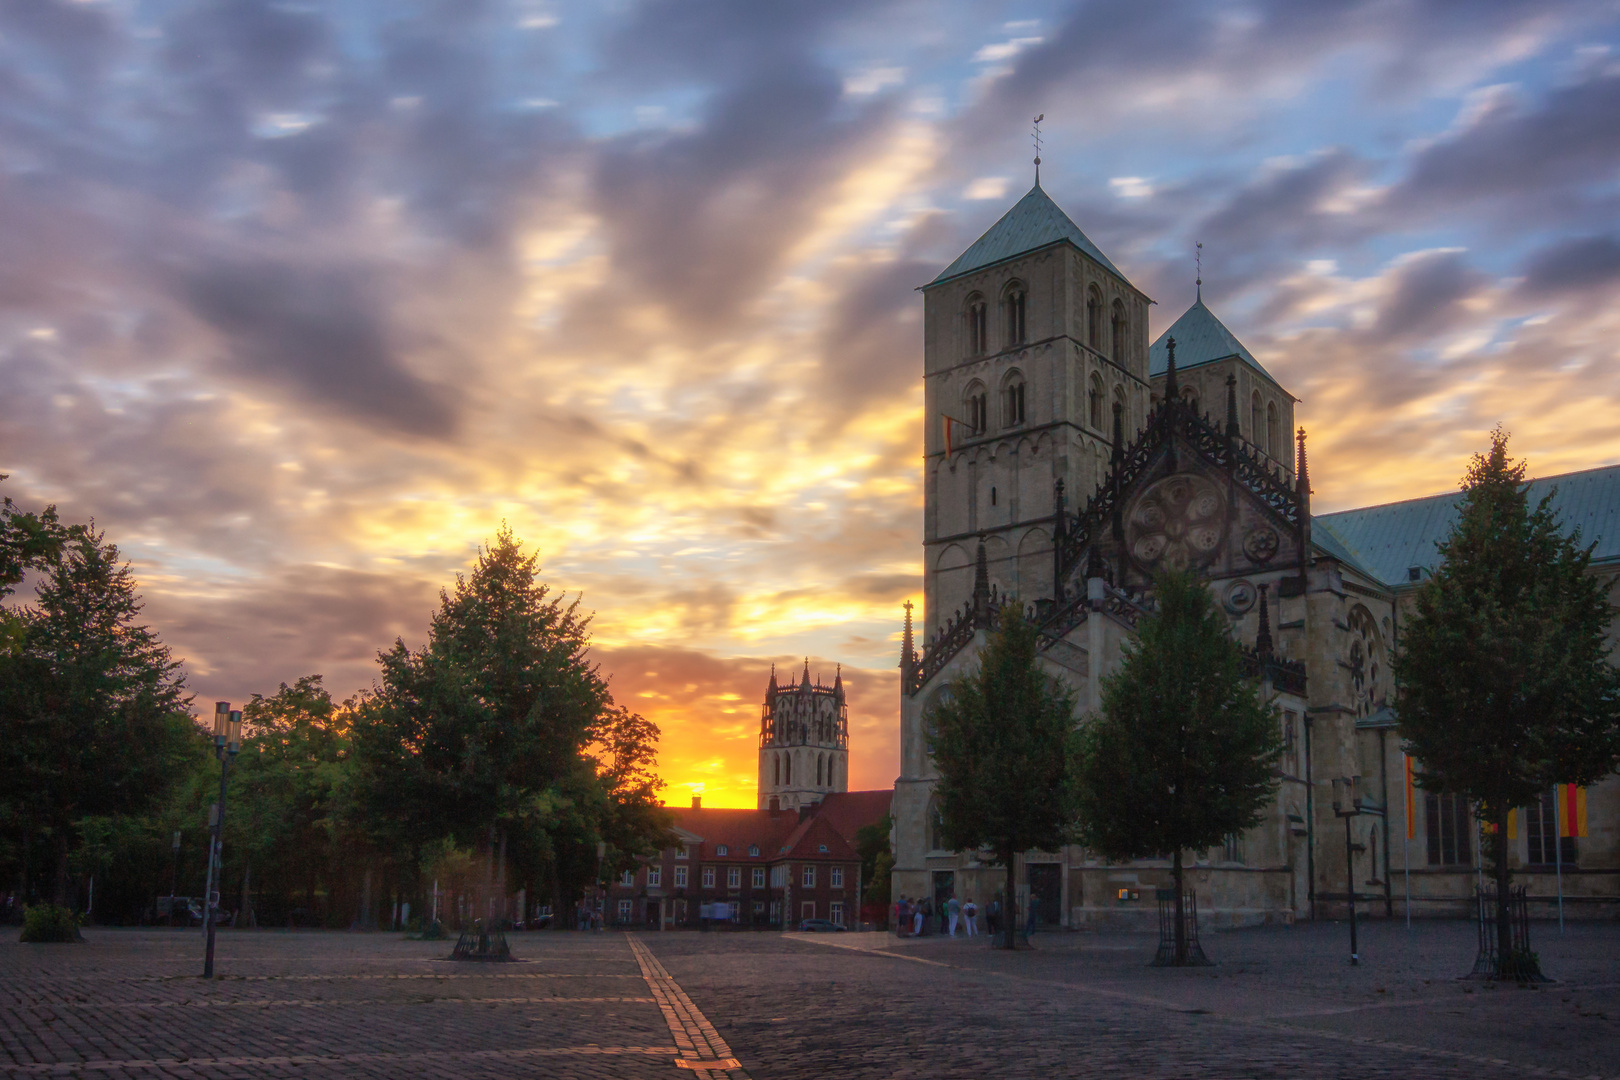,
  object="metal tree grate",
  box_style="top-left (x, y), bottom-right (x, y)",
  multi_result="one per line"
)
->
top-left (1469, 885), bottom-right (1545, 982)
top-left (450, 920), bottom-right (514, 962)
top-left (1151, 889), bottom-right (1212, 967)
